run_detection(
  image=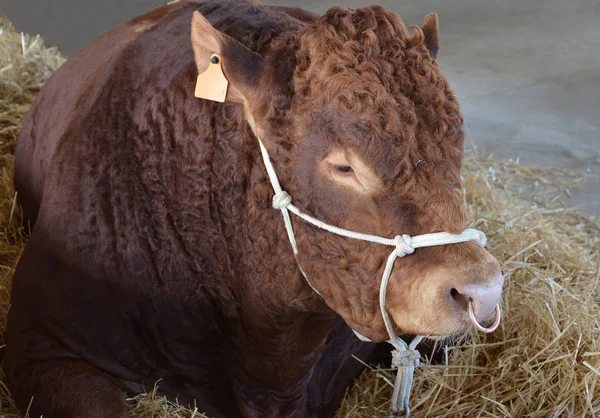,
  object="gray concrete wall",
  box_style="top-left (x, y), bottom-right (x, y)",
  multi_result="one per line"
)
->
top-left (1, 0), bottom-right (598, 216)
